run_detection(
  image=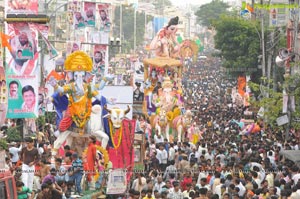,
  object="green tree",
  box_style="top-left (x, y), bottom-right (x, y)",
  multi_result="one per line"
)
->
top-left (114, 6), bottom-right (152, 54)
top-left (152, 0), bottom-right (172, 11)
top-left (195, 0), bottom-right (230, 27)
top-left (213, 15), bottom-right (260, 77)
